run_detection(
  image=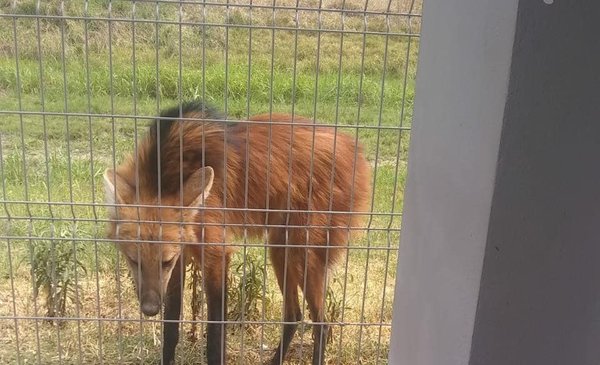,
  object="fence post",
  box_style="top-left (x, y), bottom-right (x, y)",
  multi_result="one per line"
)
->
top-left (389, 0), bottom-right (600, 364)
